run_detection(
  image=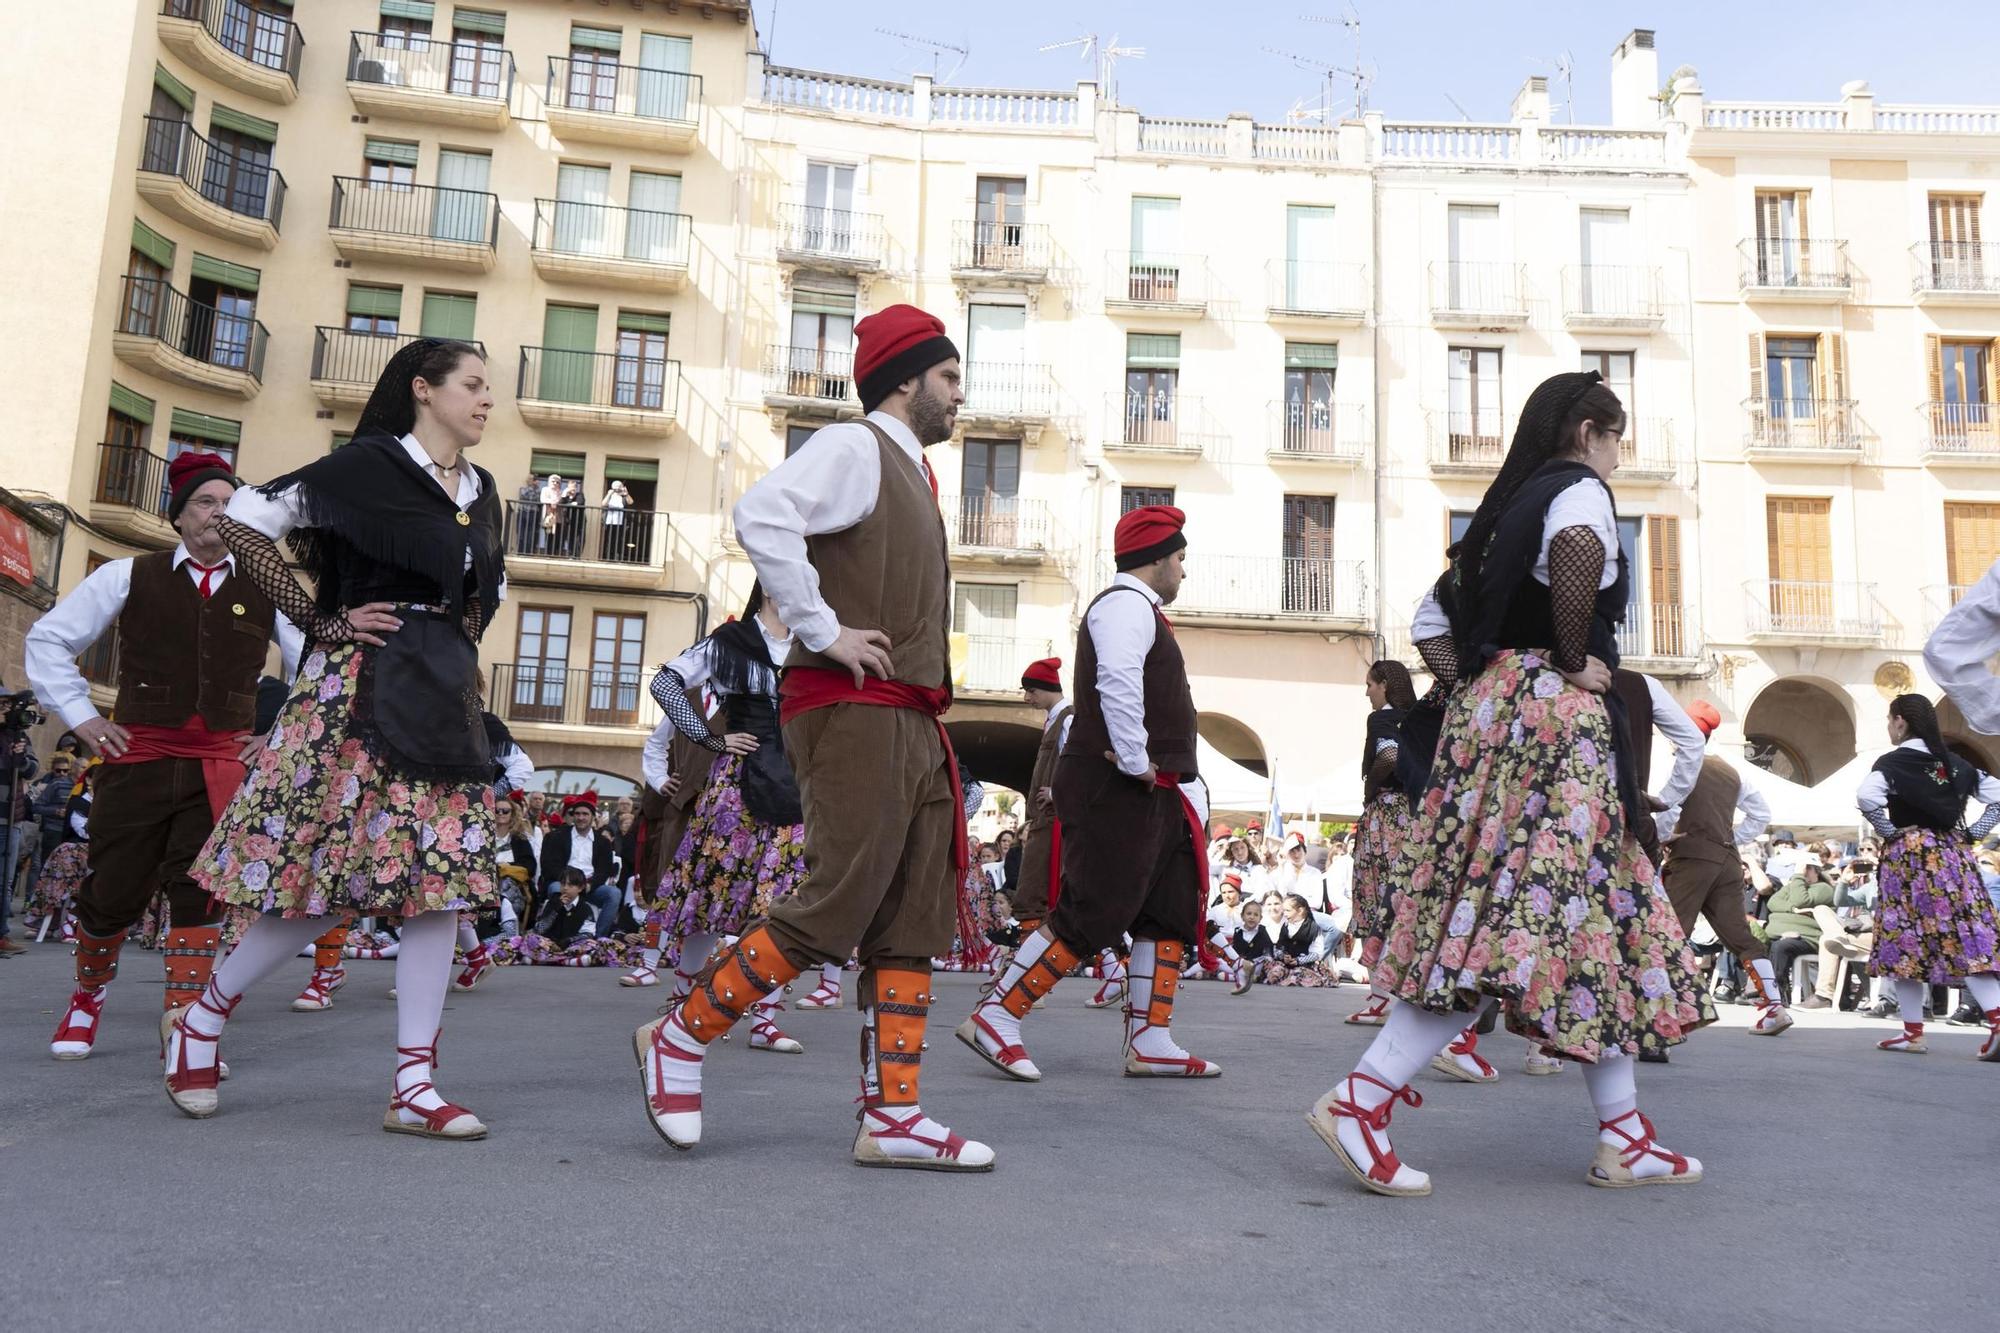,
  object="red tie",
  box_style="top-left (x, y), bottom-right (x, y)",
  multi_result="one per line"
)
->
top-left (1154, 606), bottom-right (1176, 638)
top-left (191, 560), bottom-right (226, 599)
top-left (920, 455), bottom-right (939, 501)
